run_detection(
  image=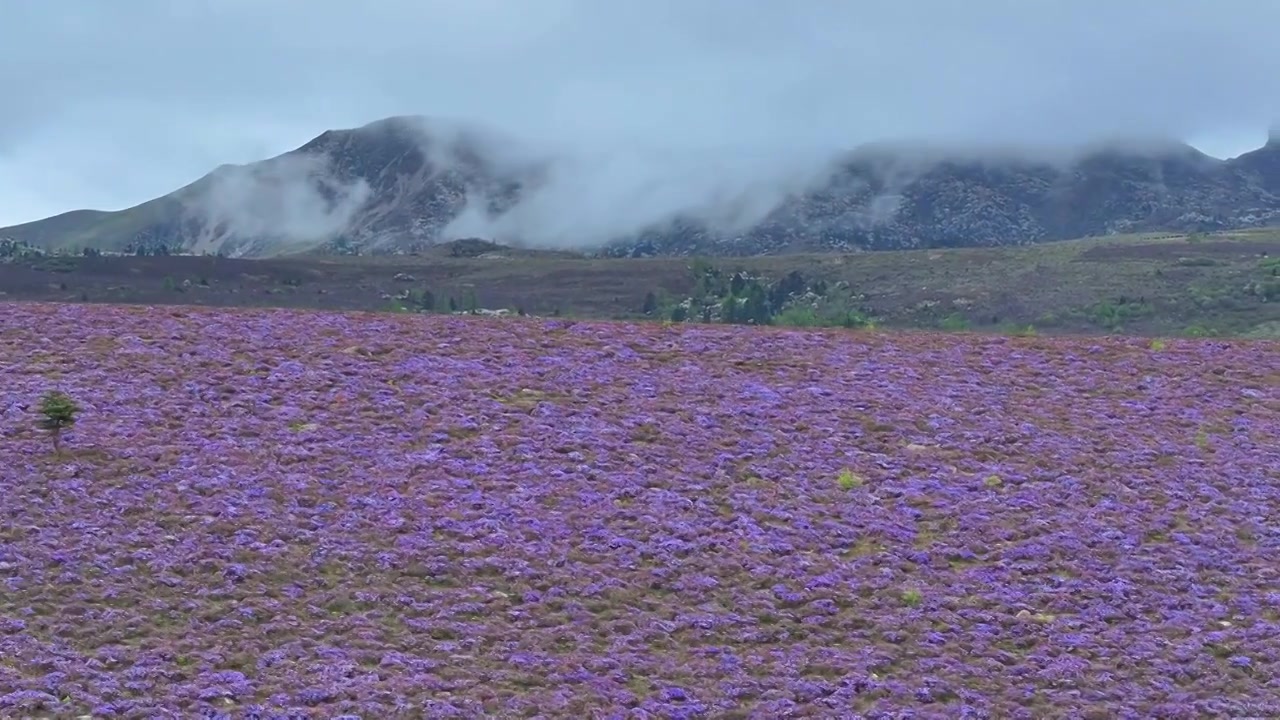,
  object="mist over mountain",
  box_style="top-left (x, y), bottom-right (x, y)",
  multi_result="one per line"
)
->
top-left (6, 116), bottom-right (1280, 258)
top-left (9, 1), bottom-right (1280, 242)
